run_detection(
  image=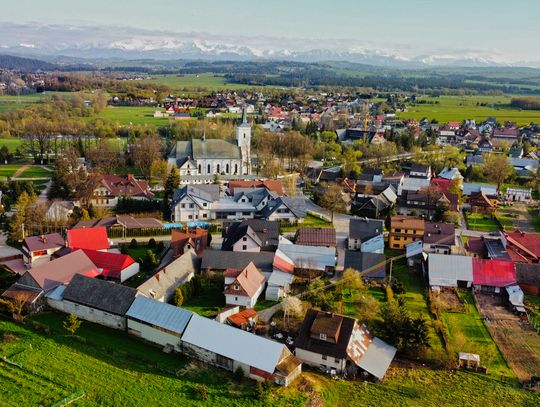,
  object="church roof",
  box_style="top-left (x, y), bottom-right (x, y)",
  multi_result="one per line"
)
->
top-left (172, 139), bottom-right (241, 160)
